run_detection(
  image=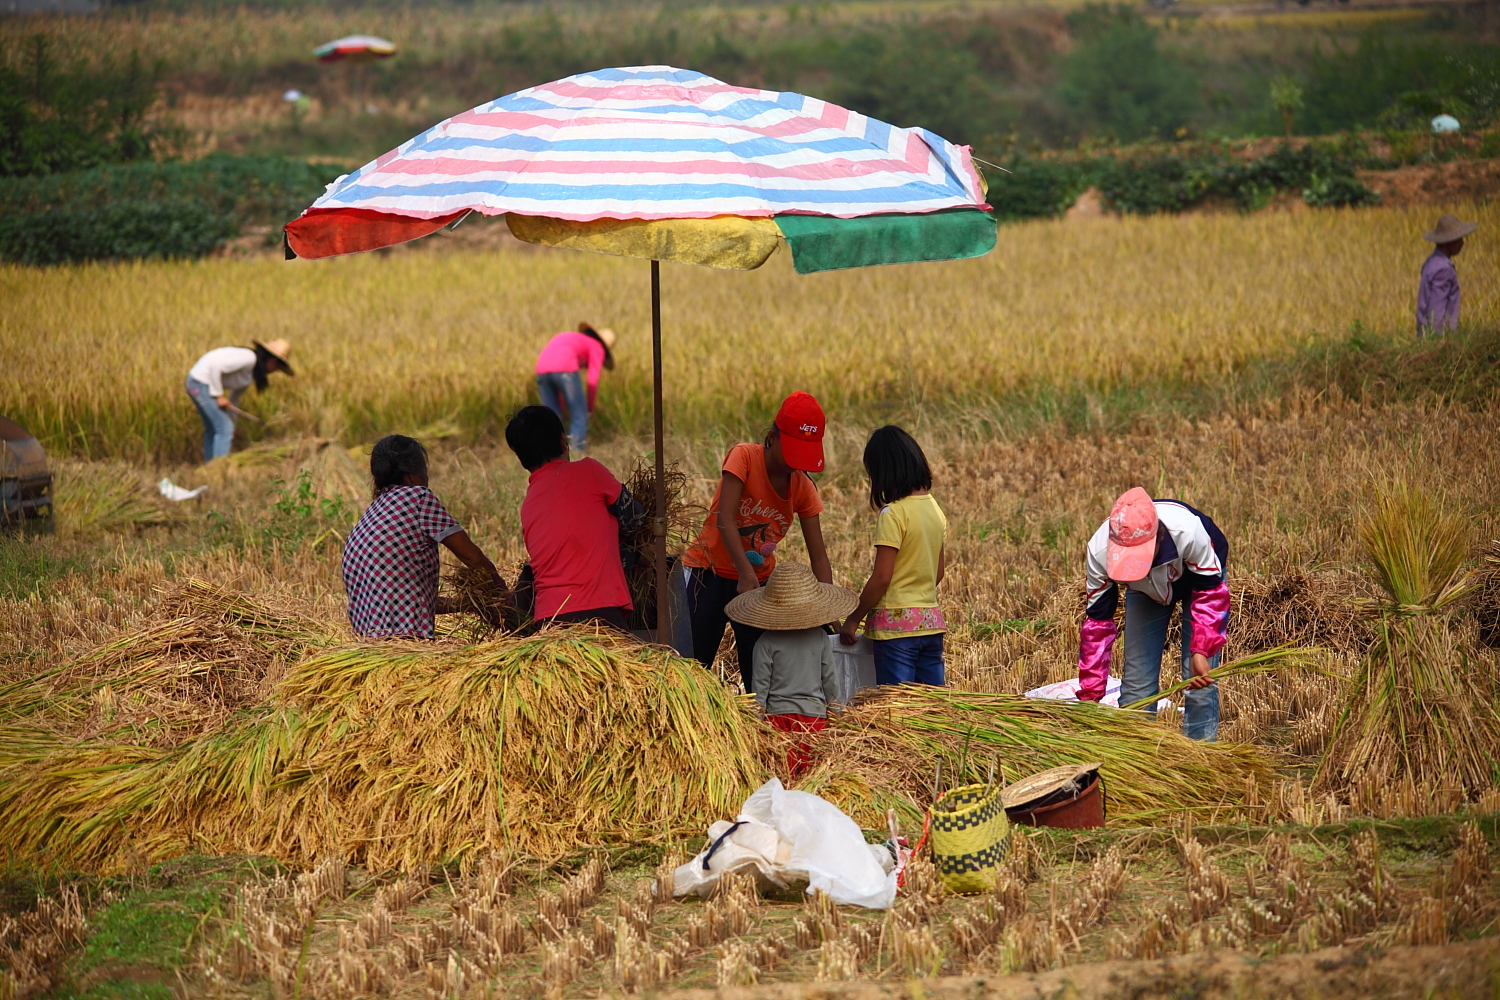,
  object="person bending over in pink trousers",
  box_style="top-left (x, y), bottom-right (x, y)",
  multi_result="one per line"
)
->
top-left (1076, 488), bottom-right (1229, 741)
